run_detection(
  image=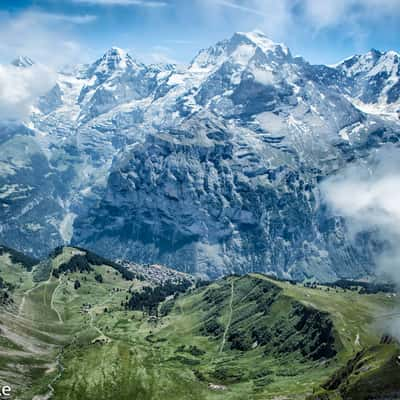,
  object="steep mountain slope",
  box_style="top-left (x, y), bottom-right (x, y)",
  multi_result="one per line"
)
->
top-left (311, 344), bottom-right (400, 400)
top-left (1, 31), bottom-right (400, 280)
top-left (0, 245), bottom-right (398, 399)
